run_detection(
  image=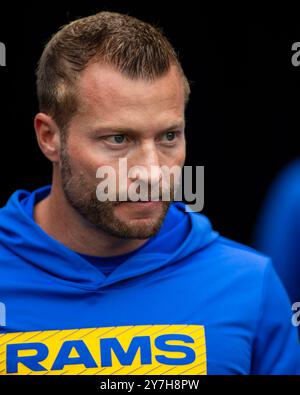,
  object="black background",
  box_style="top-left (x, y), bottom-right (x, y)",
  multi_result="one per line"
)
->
top-left (0, 2), bottom-right (300, 247)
